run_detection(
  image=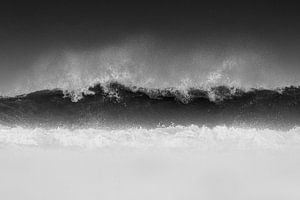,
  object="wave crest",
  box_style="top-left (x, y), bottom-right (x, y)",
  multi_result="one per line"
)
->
top-left (1, 37), bottom-right (300, 97)
top-left (1, 83), bottom-right (300, 129)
